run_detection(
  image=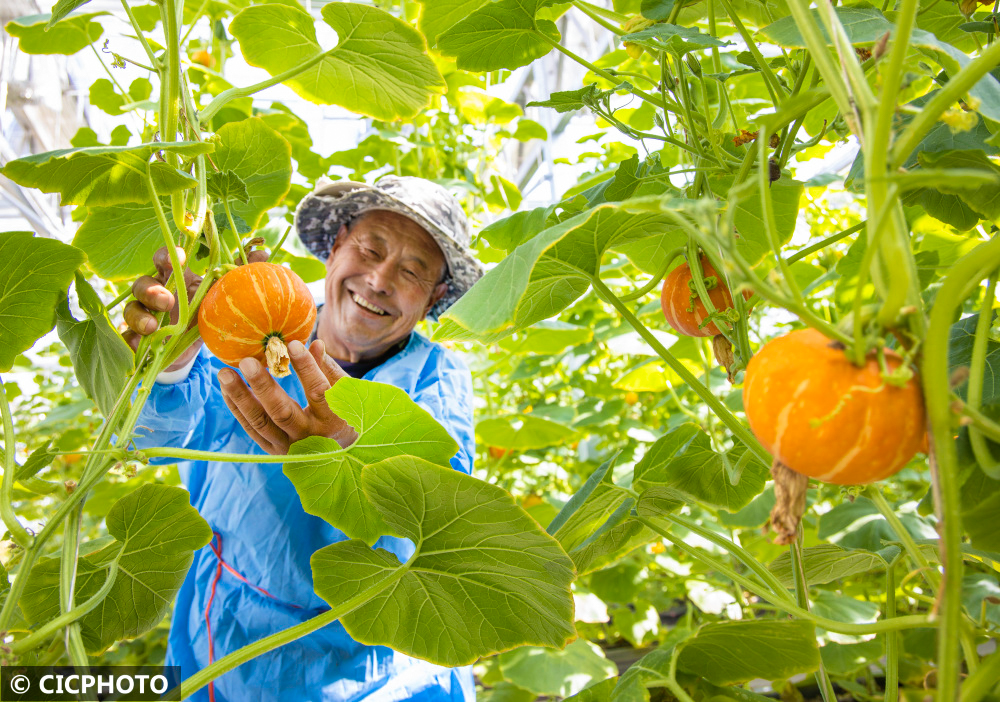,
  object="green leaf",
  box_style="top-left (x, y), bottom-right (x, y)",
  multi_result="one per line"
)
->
top-left (55, 273), bottom-right (134, 418)
top-left (16, 442), bottom-right (57, 482)
top-left (209, 118), bottom-right (291, 231)
top-left (2, 142), bottom-right (211, 207)
top-left (110, 125), bottom-right (132, 147)
top-left (564, 678), bottom-right (617, 702)
top-left (230, 3), bottom-right (444, 121)
top-left (20, 485), bottom-right (212, 652)
top-left (48, 0), bottom-right (93, 27)
top-left (634, 424), bottom-right (769, 512)
top-left (0, 232), bottom-right (86, 372)
top-left (817, 497), bottom-right (937, 551)
top-left (63, 320), bottom-right (113, 389)
top-left (128, 77), bottom-right (153, 102)
top-left (207, 170), bottom-right (250, 204)
top-left (713, 175), bottom-right (804, 266)
top-left (89, 78), bottom-right (125, 116)
top-left (949, 312), bottom-right (1000, 404)
top-left (498, 639), bottom-right (617, 697)
top-left (641, 0), bottom-right (675, 21)
top-left (759, 6), bottom-right (893, 47)
top-left (74, 202), bottom-right (179, 281)
top-left (571, 518), bottom-right (653, 575)
top-left (677, 620), bottom-right (821, 685)
top-left (621, 23), bottom-right (729, 54)
top-left (285, 378), bottom-right (459, 545)
top-left (417, 0), bottom-right (491, 44)
top-left (527, 85), bottom-right (601, 113)
top-left (821, 640), bottom-right (884, 676)
top-left (811, 590), bottom-right (880, 625)
top-left (513, 118), bottom-right (548, 141)
top-left (480, 205), bottom-right (556, 252)
top-left (5, 12), bottom-right (105, 55)
top-left (917, 150), bottom-right (1000, 220)
top-left (767, 544), bottom-right (892, 588)
top-left (497, 321), bottom-right (593, 356)
top-left (311, 456), bottom-right (575, 666)
top-left (476, 414), bottom-right (578, 450)
top-left (437, 0), bottom-right (561, 71)
top-left (130, 5), bottom-right (161, 32)
top-left (434, 202), bottom-right (680, 343)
